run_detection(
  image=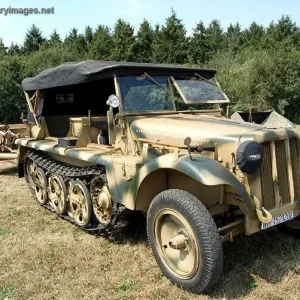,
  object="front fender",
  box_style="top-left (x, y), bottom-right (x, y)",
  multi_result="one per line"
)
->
top-left (126, 153), bottom-right (256, 217)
